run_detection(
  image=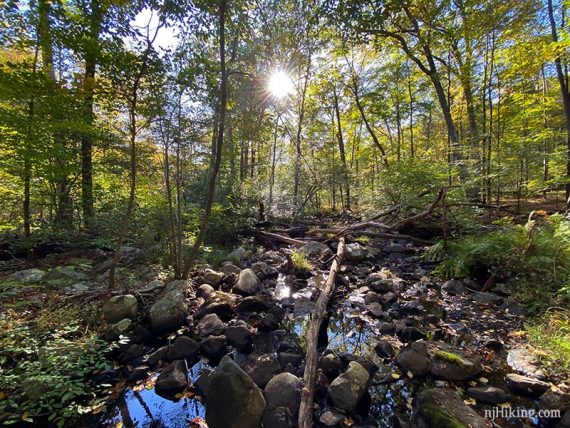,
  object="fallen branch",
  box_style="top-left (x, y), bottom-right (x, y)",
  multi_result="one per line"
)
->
top-left (251, 230), bottom-right (306, 247)
top-left (309, 228), bottom-right (433, 244)
top-left (298, 237), bottom-right (346, 428)
top-left (389, 187), bottom-right (446, 230)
